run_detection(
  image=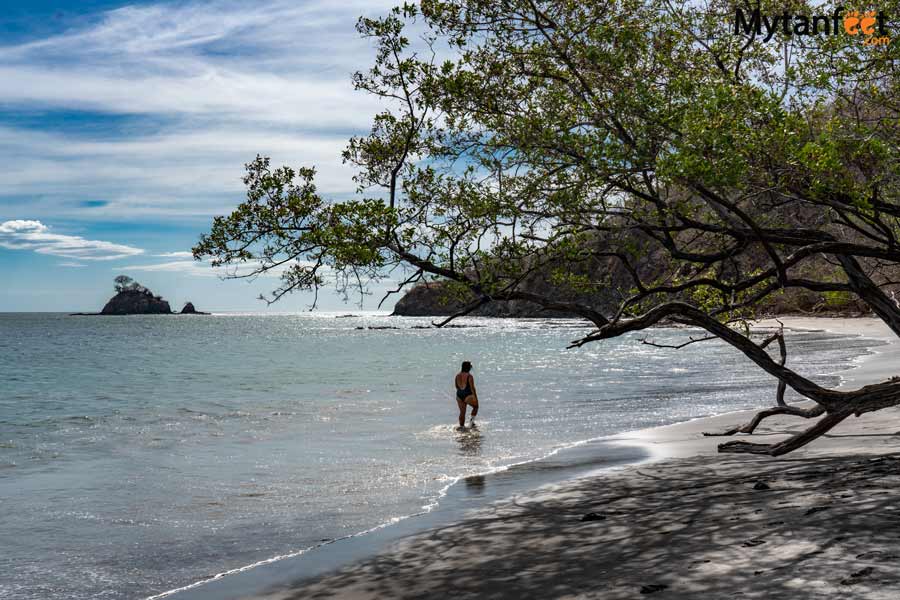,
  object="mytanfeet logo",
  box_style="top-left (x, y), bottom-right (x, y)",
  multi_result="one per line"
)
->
top-left (735, 6), bottom-right (891, 45)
